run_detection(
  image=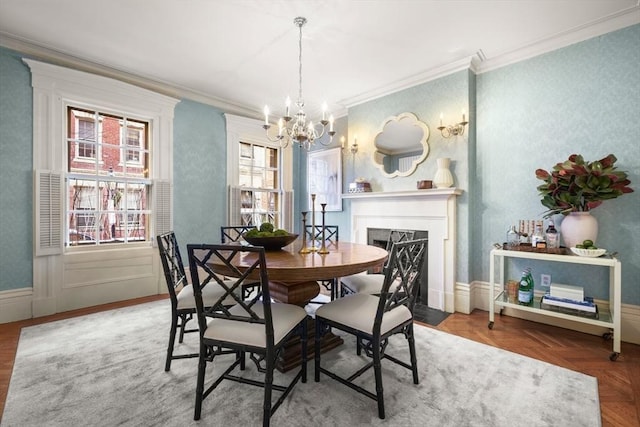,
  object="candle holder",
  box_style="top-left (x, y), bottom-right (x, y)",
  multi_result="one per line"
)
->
top-left (308, 194), bottom-right (318, 252)
top-left (299, 211), bottom-right (312, 254)
top-left (318, 203), bottom-right (329, 254)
